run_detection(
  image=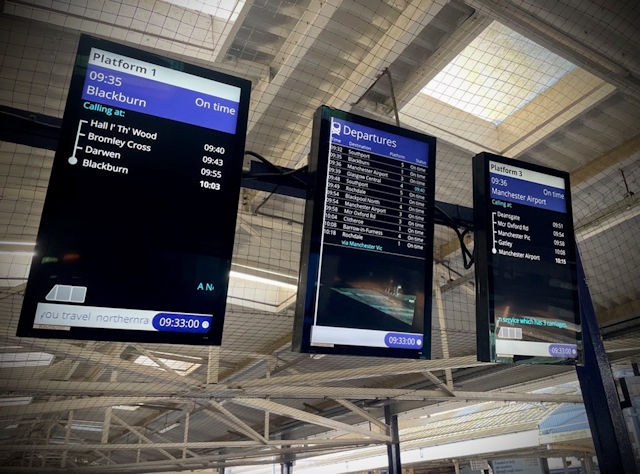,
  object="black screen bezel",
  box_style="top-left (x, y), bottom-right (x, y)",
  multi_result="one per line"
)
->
top-left (293, 106), bottom-right (437, 359)
top-left (473, 152), bottom-right (581, 364)
top-left (17, 35), bottom-right (251, 345)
